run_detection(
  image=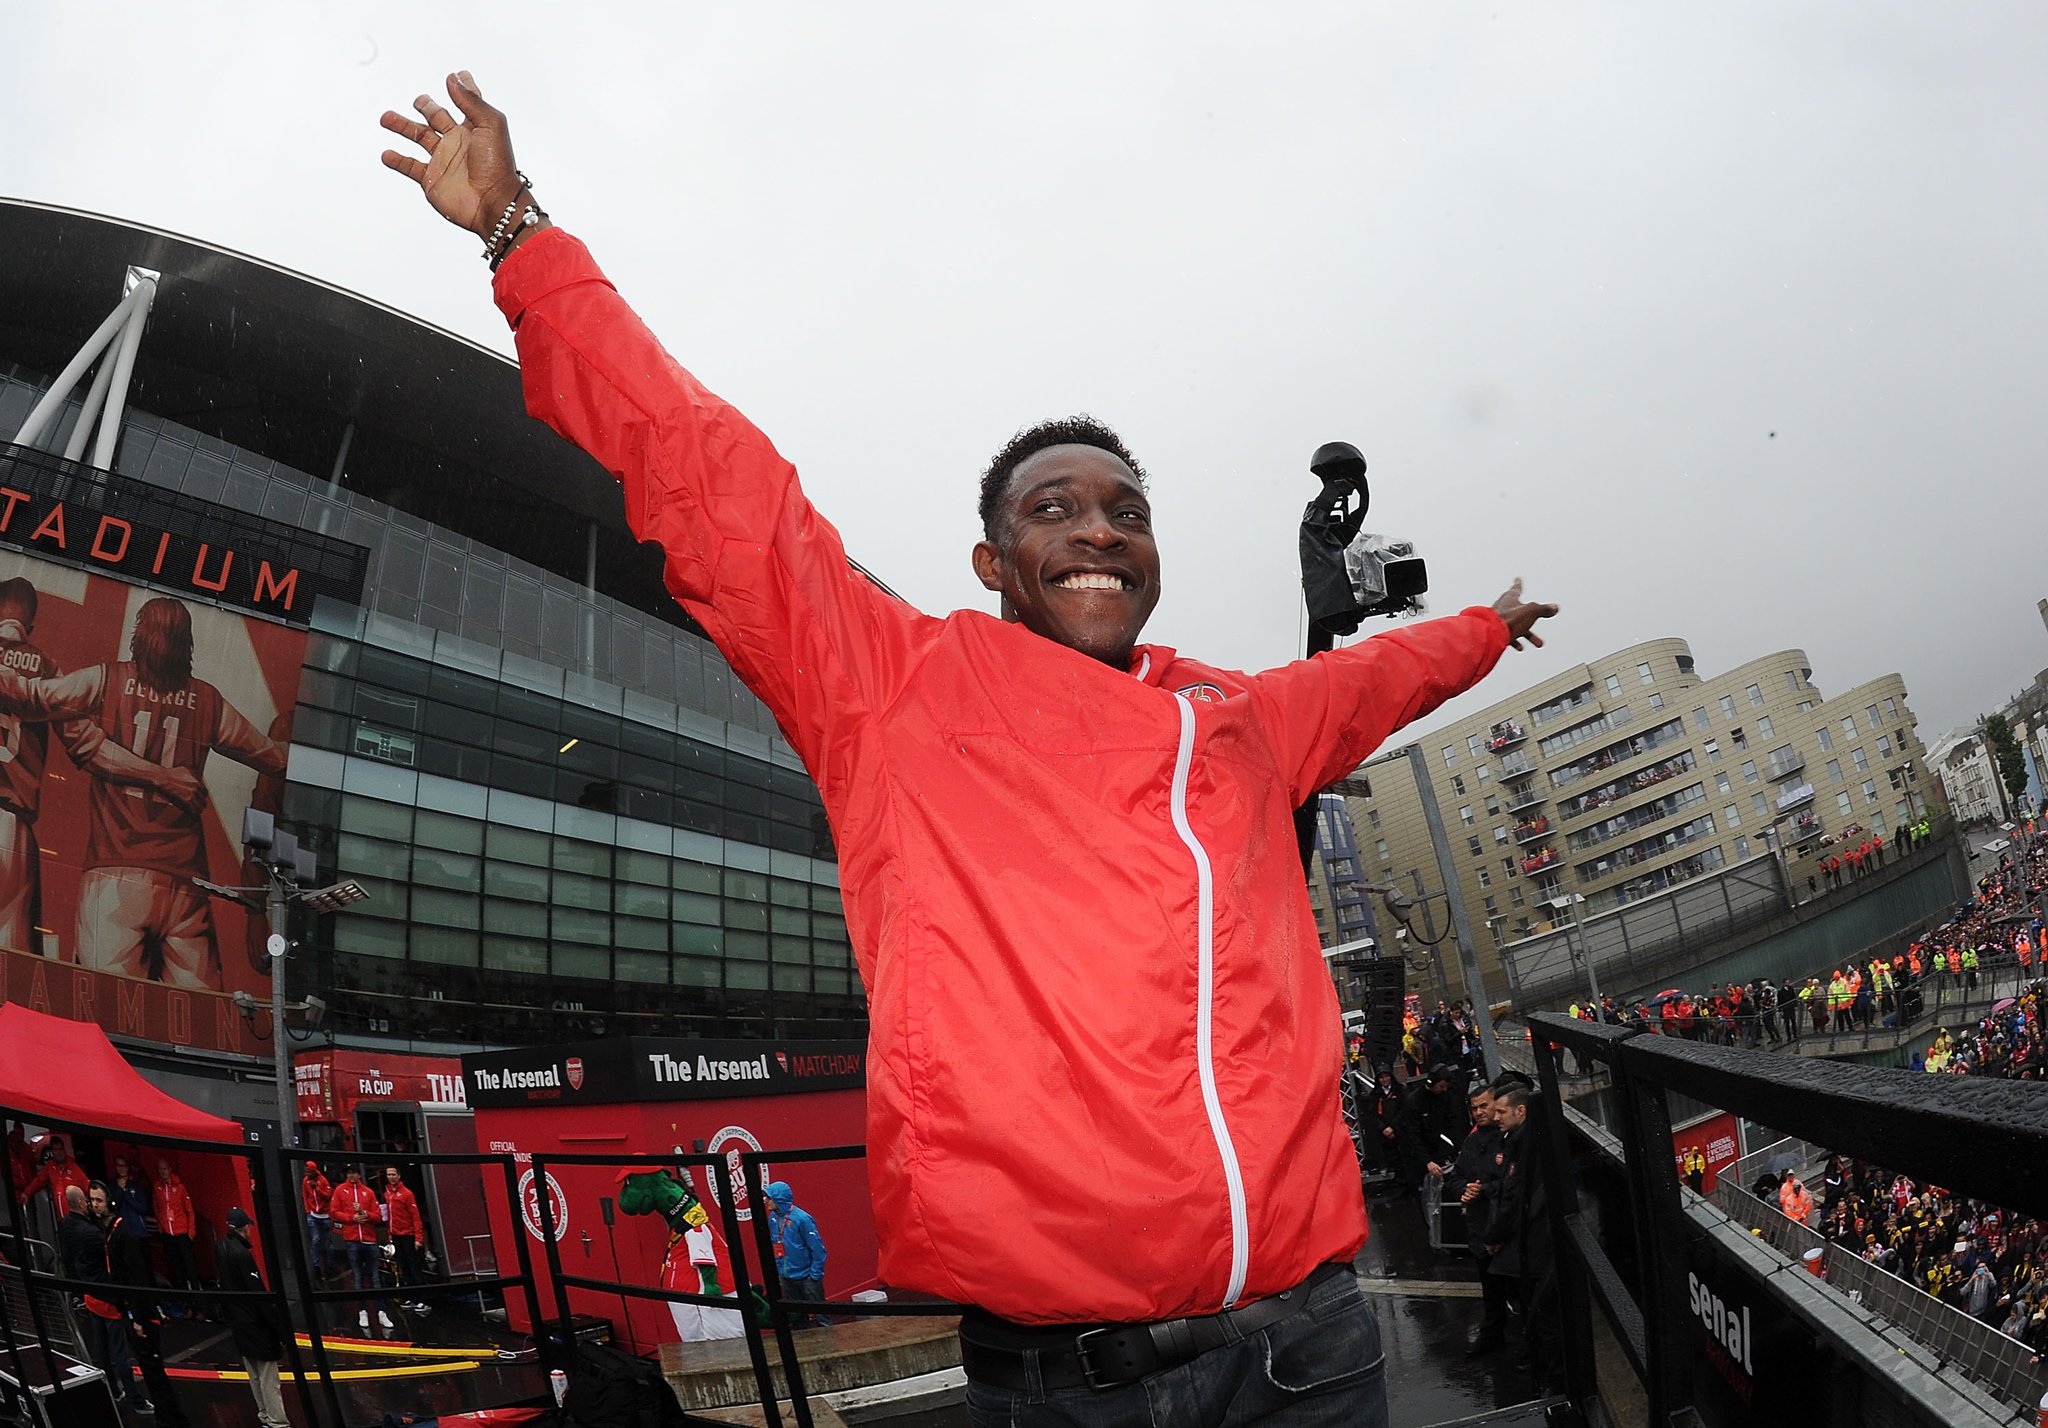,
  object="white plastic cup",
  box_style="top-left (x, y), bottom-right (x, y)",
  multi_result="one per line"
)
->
top-left (551, 1369), bottom-right (568, 1406)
